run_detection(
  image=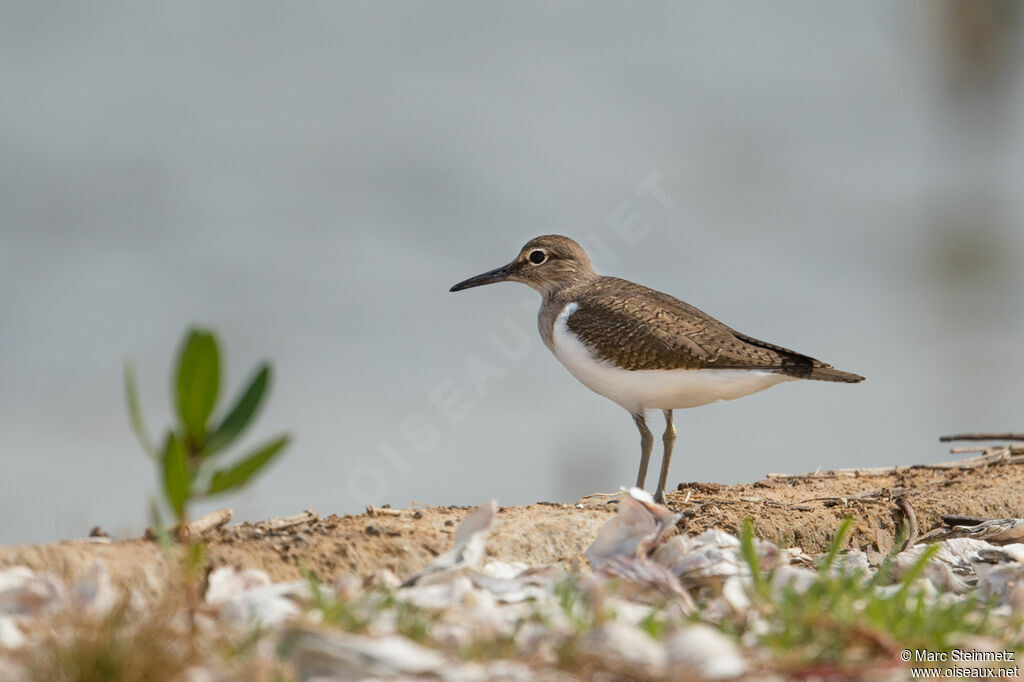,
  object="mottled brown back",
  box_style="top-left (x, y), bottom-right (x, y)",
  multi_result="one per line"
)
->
top-left (563, 277), bottom-right (864, 382)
